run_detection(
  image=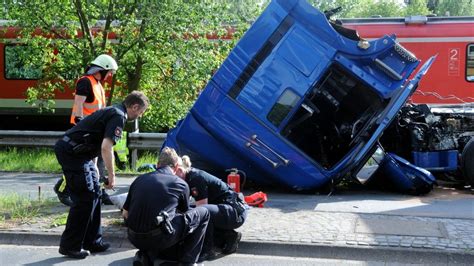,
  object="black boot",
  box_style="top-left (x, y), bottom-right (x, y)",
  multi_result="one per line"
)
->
top-left (59, 247), bottom-right (90, 259)
top-left (53, 178), bottom-right (73, 207)
top-left (101, 189), bottom-right (114, 205)
top-left (133, 250), bottom-right (151, 266)
top-left (222, 230), bottom-right (242, 254)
